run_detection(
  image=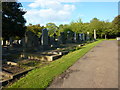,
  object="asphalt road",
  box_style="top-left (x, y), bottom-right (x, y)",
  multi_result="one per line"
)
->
top-left (48, 40), bottom-right (118, 88)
